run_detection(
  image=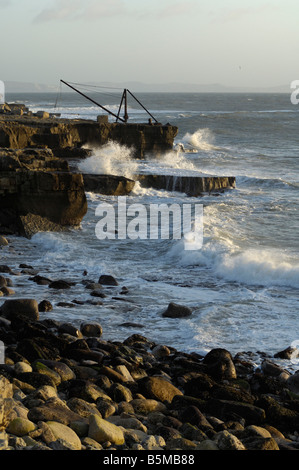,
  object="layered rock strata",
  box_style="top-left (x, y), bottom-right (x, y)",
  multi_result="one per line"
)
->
top-left (0, 149), bottom-right (87, 237)
top-left (136, 174), bottom-right (236, 196)
top-left (0, 114), bottom-right (178, 159)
